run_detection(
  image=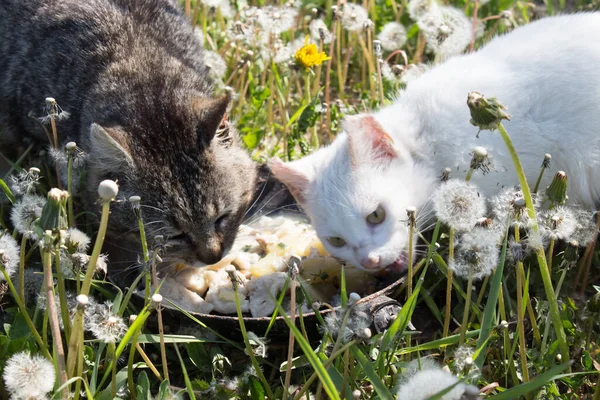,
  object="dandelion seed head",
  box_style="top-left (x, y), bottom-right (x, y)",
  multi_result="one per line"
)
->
top-left (0, 234), bottom-right (20, 281)
top-left (453, 346), bottom-right (480, 381)
top-left (378, 22), bottom-right (407, 51)
top-left (256, 6), bottom-right (298, 34)
top-left (204, 50), bottom-right (228, 80)
top-left (309, 19), bottom-right (333, 44)
top-left (66, 228), bottom-right (91, 253)
top-left (451, 228), bottom-right (499, 280)
top-left (490, 186), bottom-right (540, 230)
top-left (432, 179), bottom-right (486, 231)
top-left (567, 209), bottom-right (597, 246)
top-left (420, 6), bottom-right (471, 60)
top-left (395, 367), bottom-right (475, 400)
top-left (539, 206), bottom-right (577, 241)
top-left (323, 303), bottom-right (371, 343)
top-left (341, 3), bottom-right (369, 32)
top-left (9, 170), bottom-right (42, 197)
top-left (88, 303), bottom-right (127, 343)
top-left (3, 351), bottom-right (56, 399)
top-left (98, 179), bottom-right (119, 201)
top-left (408, 0), bottom-right (439, 20)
